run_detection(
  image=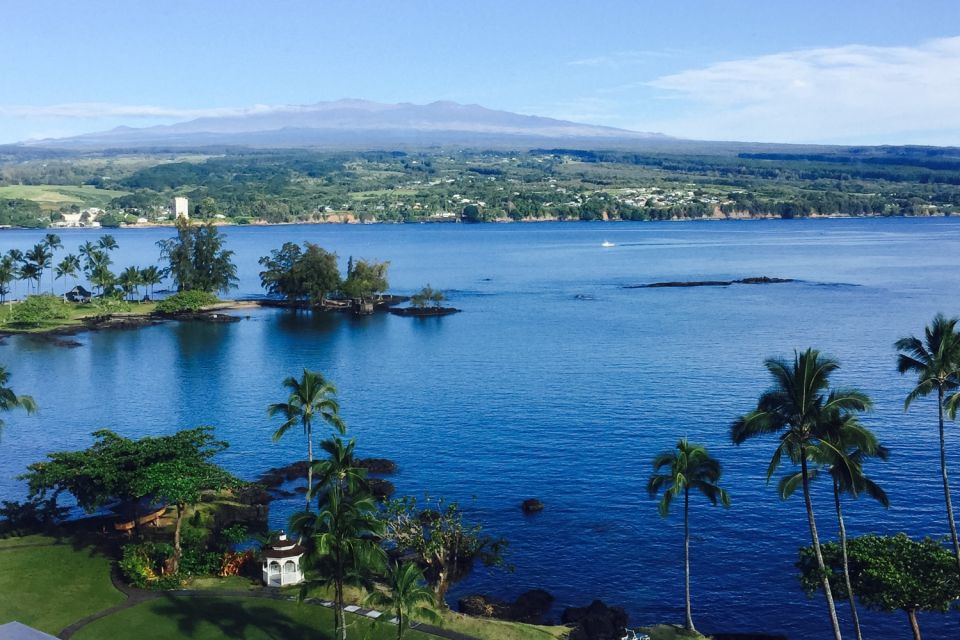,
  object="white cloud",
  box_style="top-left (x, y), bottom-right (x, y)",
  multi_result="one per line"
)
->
top-left (569, 49), bottom-right (681, 67)
top-left (0, 102), bottom-right (297, 119)
top-left (642, 36), bottom-right (960, 144)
